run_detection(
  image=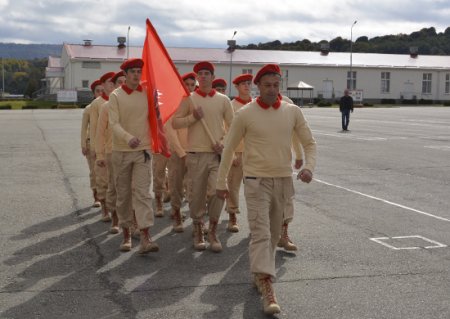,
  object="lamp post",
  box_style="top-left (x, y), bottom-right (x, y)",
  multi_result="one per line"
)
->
top-left (349, 20), bottom-right (357, 90)
top-left (227, 31), bottom-right (237, 96)
top-left (1, 57), bottom-right (4, 98)
top-left (127, 26), bottom-right (131, 59)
